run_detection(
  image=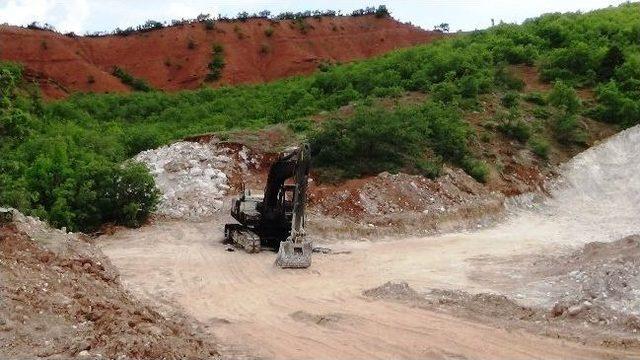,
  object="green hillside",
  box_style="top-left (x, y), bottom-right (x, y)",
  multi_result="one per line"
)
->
top-left (2, 3), bottom-right (639, 231)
